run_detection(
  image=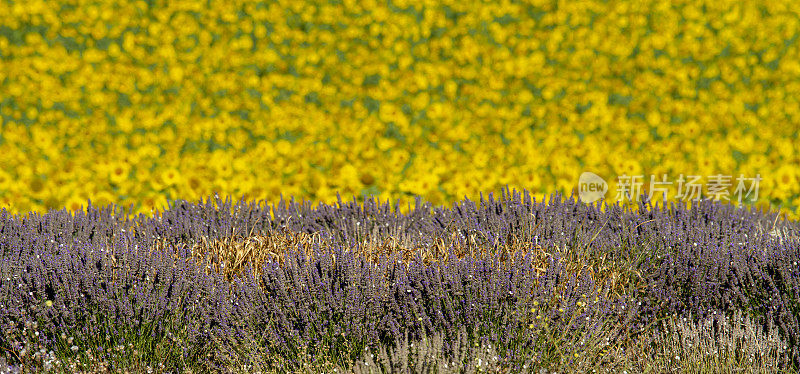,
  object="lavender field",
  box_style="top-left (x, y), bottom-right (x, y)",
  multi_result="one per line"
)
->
top-left (2, 189), bottom-right (799, 373)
